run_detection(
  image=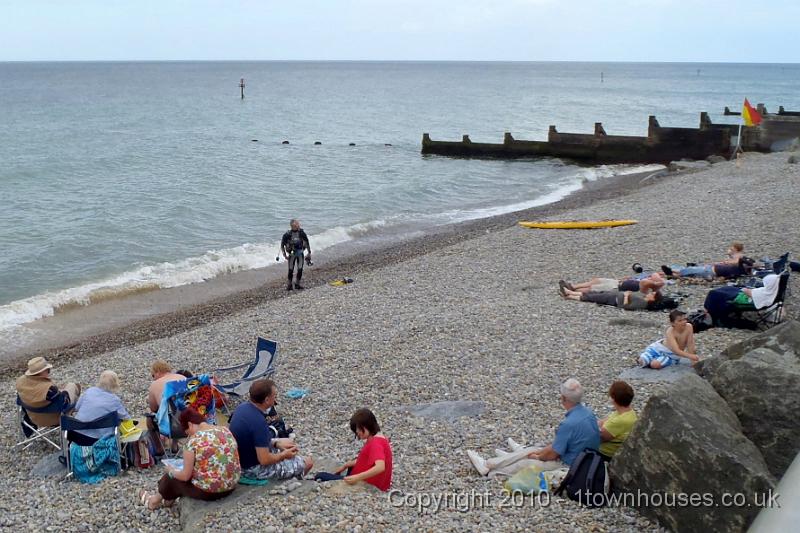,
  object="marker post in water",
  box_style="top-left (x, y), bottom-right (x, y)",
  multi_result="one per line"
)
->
top-left (239, 78), bottom-right (245, 99)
